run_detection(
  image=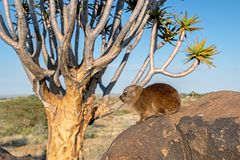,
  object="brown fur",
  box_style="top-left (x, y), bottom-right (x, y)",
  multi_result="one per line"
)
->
top-left (119, 83), bottom-right (181, 123)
